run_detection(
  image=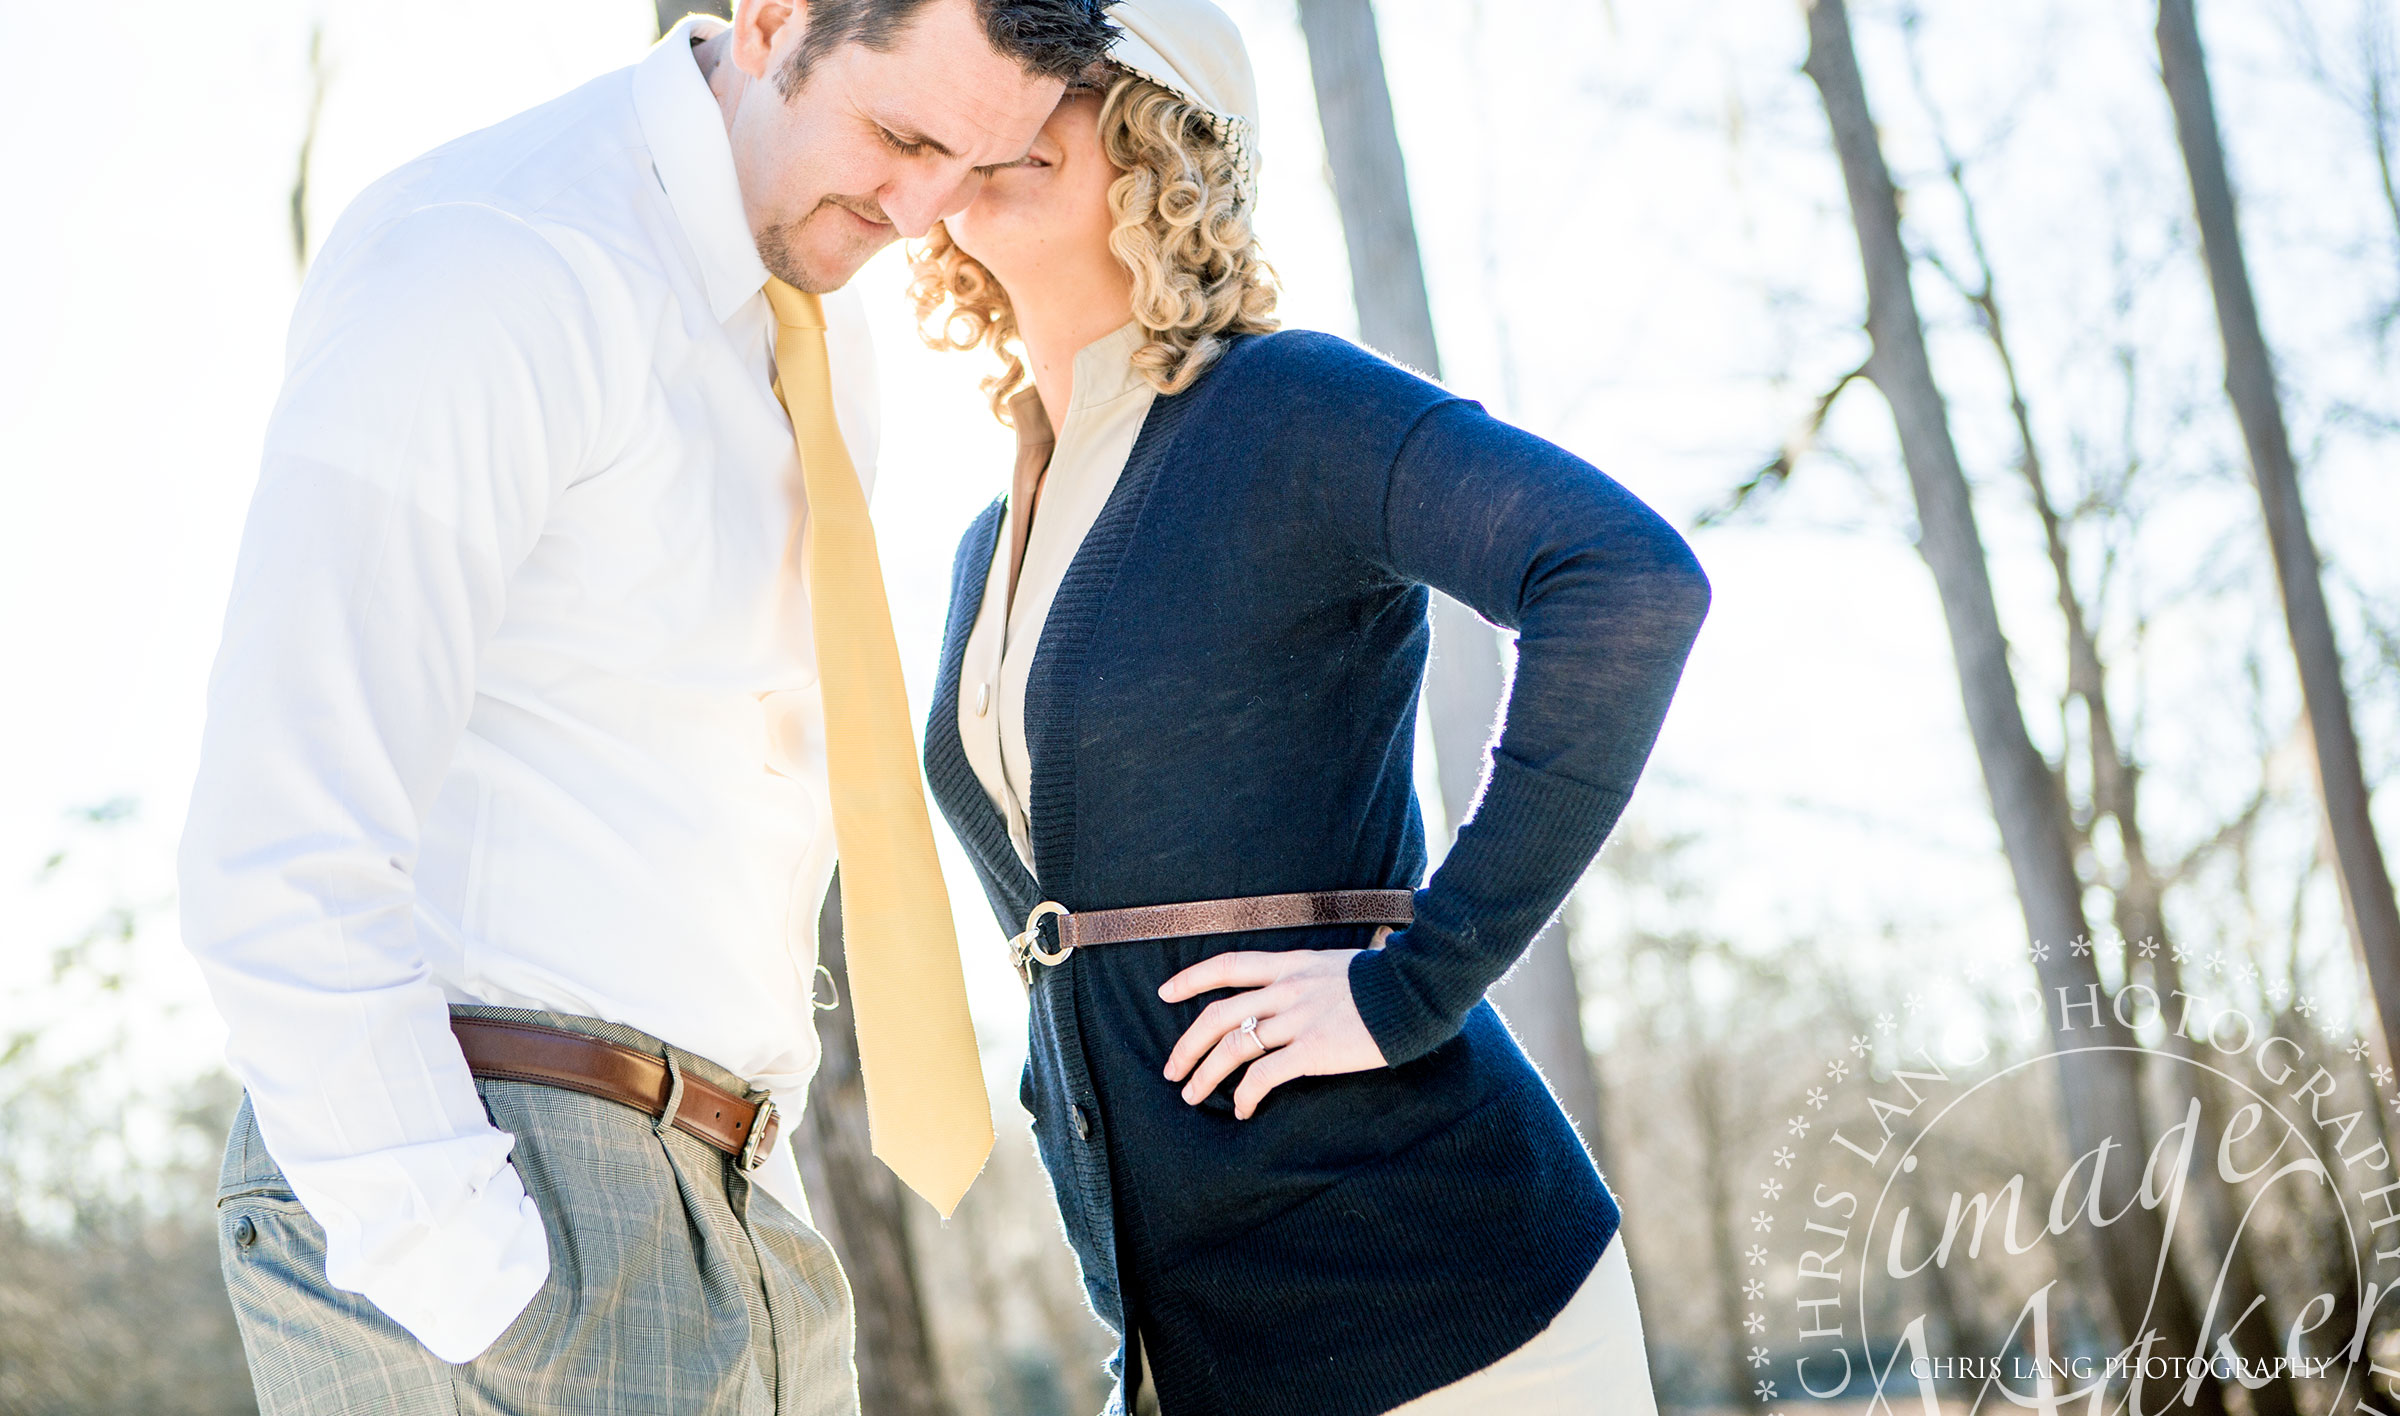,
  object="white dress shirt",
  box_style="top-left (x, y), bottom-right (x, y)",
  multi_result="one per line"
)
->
top-left (176, 17), bottom-right (875, 1364)
top-left (957, 322), bottom-right (1157, 869)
